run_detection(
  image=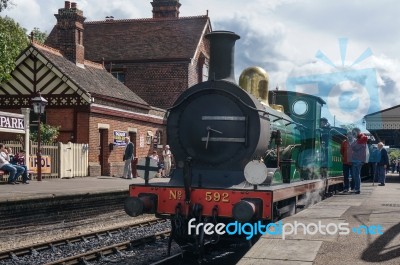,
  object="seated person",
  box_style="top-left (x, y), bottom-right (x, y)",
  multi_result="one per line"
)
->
top-left (11, 149), bottom-right (30, 183)
top-left (0, 144), bottom-right (26, 184)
